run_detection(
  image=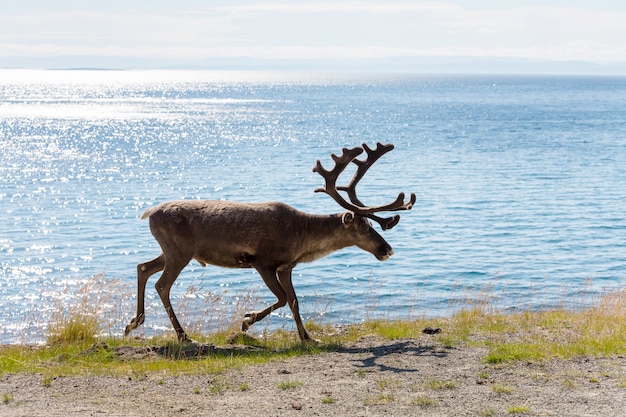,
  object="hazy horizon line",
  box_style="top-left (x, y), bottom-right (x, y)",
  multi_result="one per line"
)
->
top-left (2, 55), bottom-right (626, 75)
